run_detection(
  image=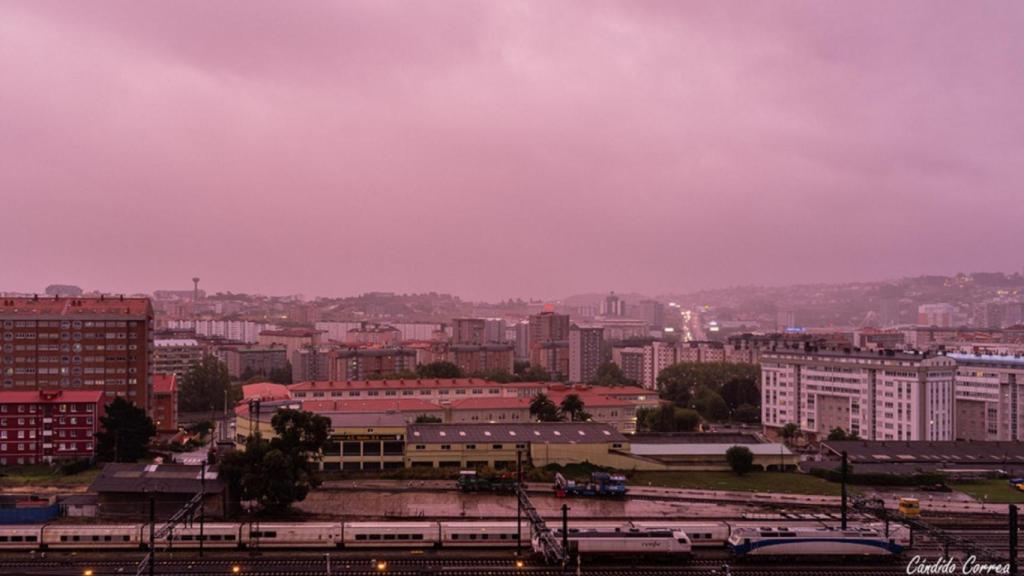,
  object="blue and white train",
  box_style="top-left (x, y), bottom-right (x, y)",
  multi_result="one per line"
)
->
top-left (727, 526), bottom-right (904, 558)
